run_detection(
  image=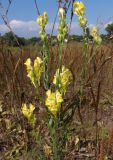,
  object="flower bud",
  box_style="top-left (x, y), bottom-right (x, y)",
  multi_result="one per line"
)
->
top-left (59, 8), bottom-right (65, 19)
top-left (78, 16), bottom-right (87, 28)
top-left (73, 1), bottom-right (85, 16)
top-left (91, 27), bottom-right (102, 45)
